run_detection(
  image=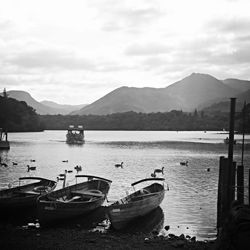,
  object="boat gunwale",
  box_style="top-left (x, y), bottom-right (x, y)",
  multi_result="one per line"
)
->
top-left (75, 175), bottom-right (112, 183)
top-left (131, 178), bottom-right (165, 186)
